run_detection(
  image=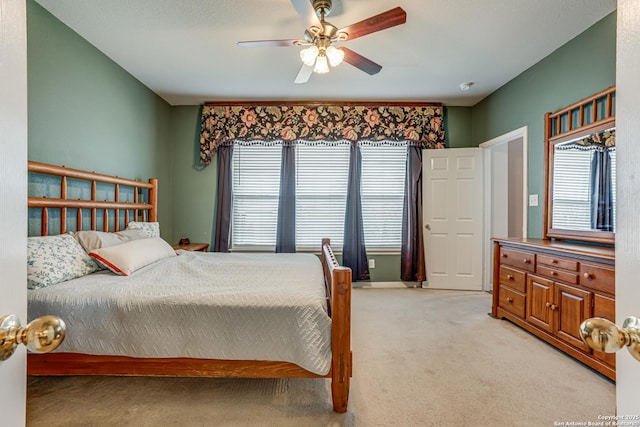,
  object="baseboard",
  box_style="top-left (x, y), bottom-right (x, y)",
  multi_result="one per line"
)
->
top-left (353, 281), bottom-right (420, 288)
